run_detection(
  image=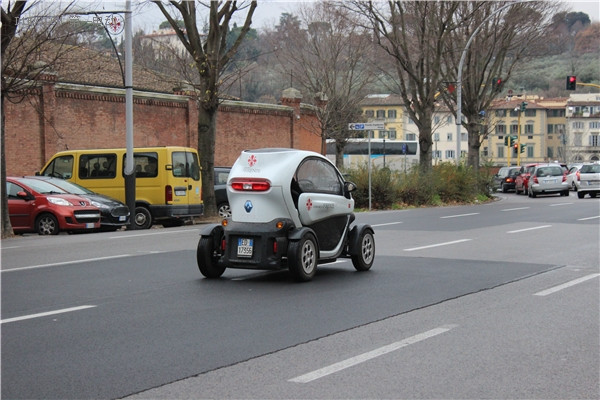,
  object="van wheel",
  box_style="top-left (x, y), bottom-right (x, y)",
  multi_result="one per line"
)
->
top-left (351, 229), bottom-right (375, 271)
top-left (288, 233), bottom-right (317, 282)
top-left (197, 236), bottom-right (226, 278)
top-left (36, 213), bottom-right (60, 235)
top-left (134, 206), bottom-right (152, 229)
